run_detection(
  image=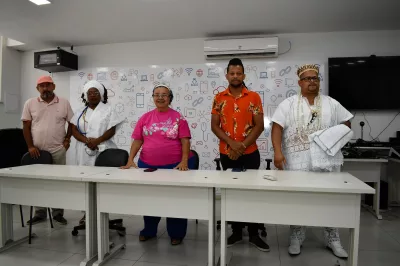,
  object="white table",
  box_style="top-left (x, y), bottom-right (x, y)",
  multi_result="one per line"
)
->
top-left (203, 170), bottom-right (375, 266)
top-left (343, 158), bottom-right (388, 219)
top-left (0, 165), bottom-right (112, 266)
top-left (83, 169), bottom-right (216, 266)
